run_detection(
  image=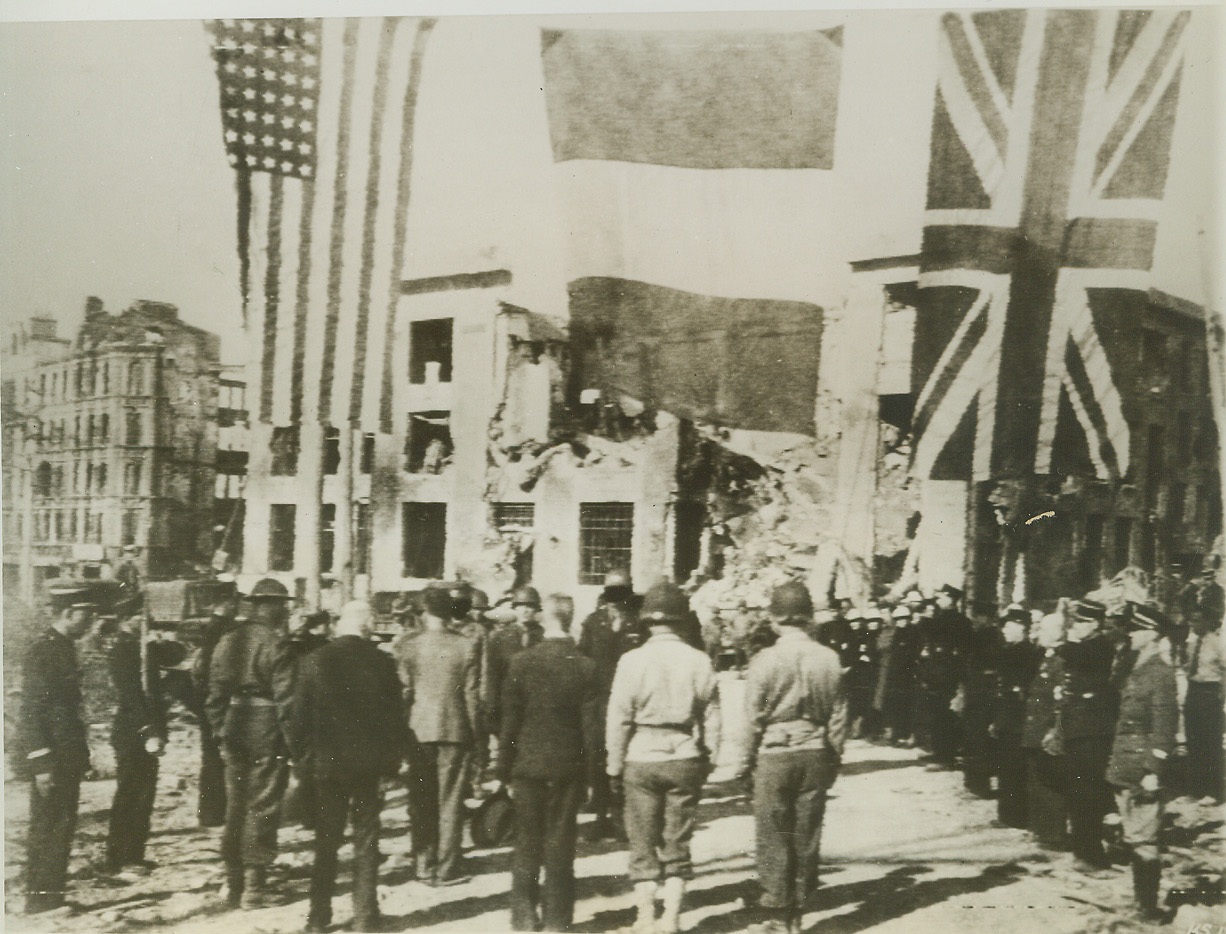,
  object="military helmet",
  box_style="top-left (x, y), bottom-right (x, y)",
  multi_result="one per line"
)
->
top-left (640, 580), bottom-right (690, 624)
top-left (601, 568), bottom-right (635, 605)
top-left (248, 578), bottom-right (292, 601)
top-left (470, 588), bottom-right (490, 611)
top-left (511, 586), bottom-right (541, 609)
top-left (769, 581), bottom-right (813, 622)
top-left (448, 584), bottom-right (474, 619)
